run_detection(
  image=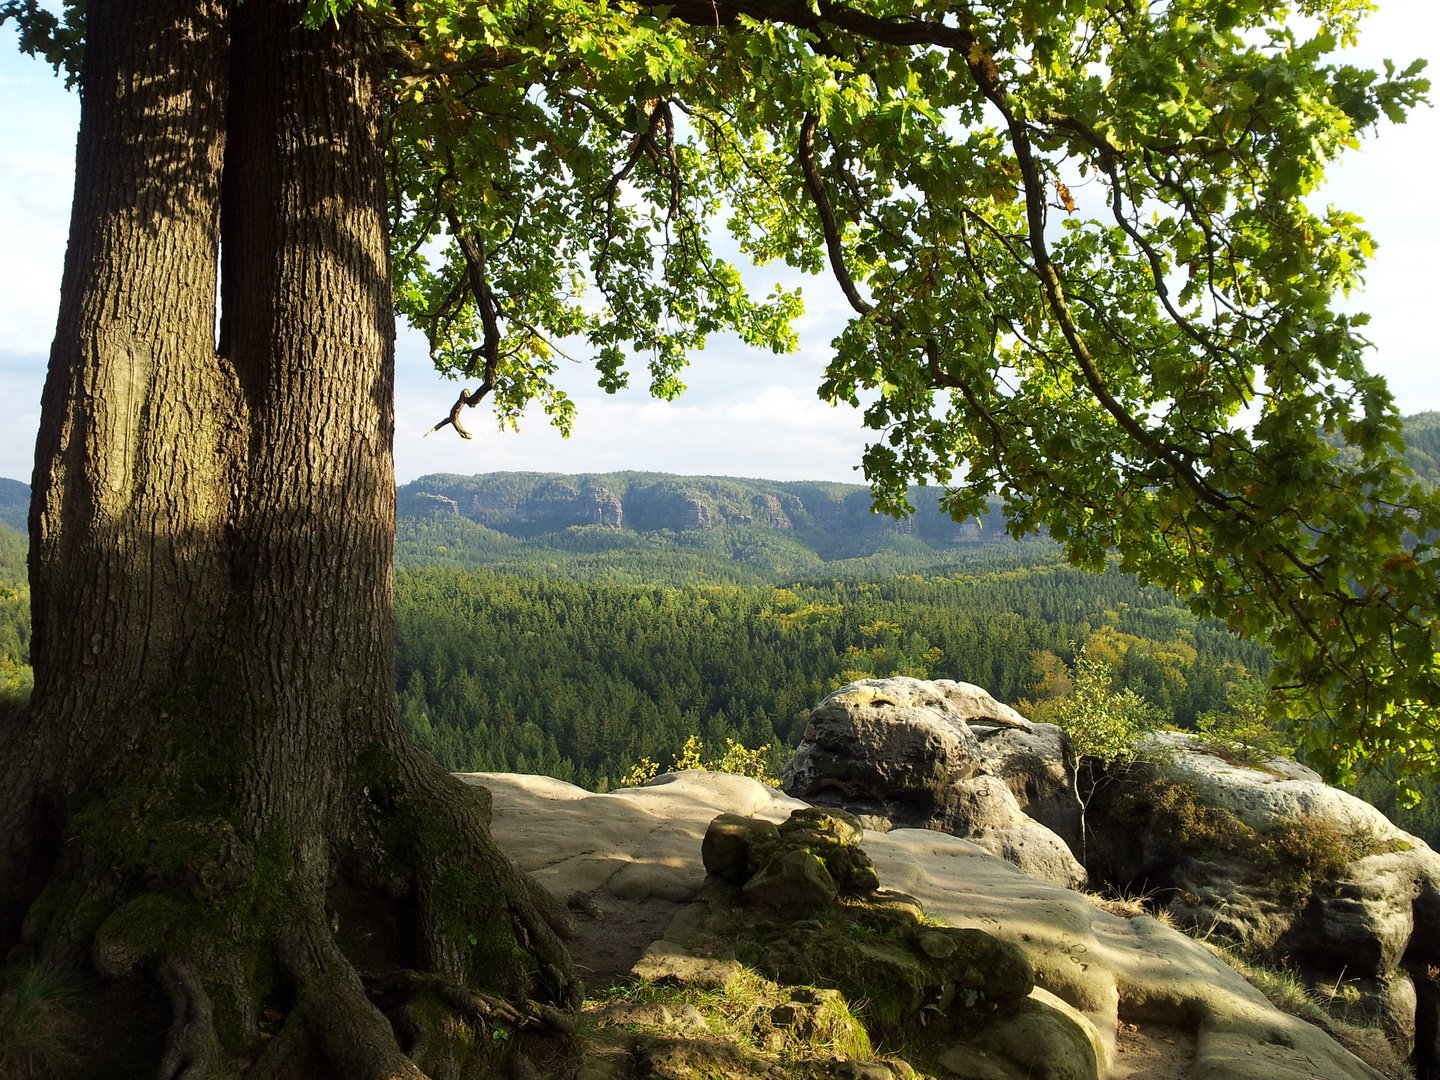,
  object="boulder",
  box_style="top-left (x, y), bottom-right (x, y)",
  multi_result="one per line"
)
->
top-left (783, 678), bottom-right (1086, 889)
top-left (920, 926), bottom-right (1036, 1004)
top-left (596, 1001), bottom-right (708, 1031)
top-left (748, 807), bottom-right (880, 895)
top-left (702, 813), bottom-right (780, 883)
top-left (732, 807), bottom-right (883, 916)
top-left (970, 723), bottom-right (1079, 843)
top-left (783, 680), bottom-right (989, 808)
top-left (742, 849), bottom-right (838, 915)
top-left (1089, 733), bottom-right (1440, 995)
